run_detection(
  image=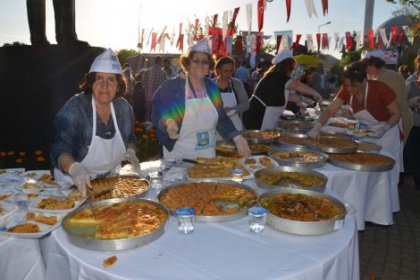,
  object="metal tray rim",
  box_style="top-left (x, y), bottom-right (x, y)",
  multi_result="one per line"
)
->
top-left (328, 153), bottom-right (395, 172)
top-left (269, 147), bottom-right (328, 169)
top-left (304, 136), bottom-right (358, 154)
top-left (241, 130), bottom-right (281, 144)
